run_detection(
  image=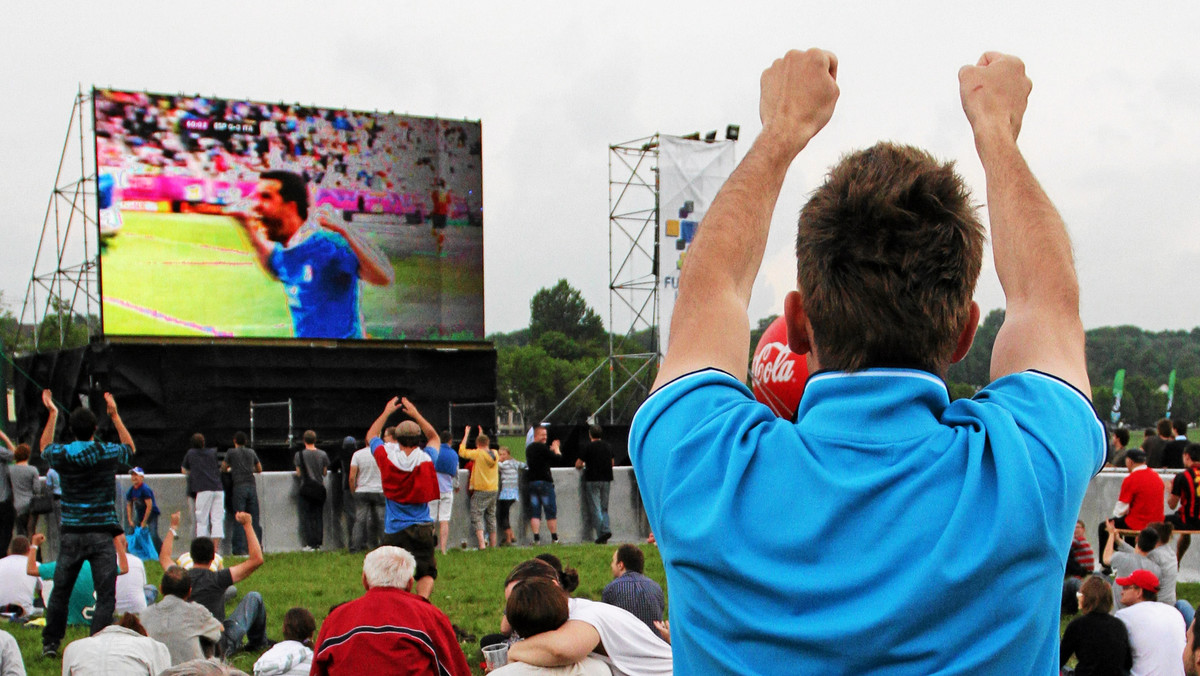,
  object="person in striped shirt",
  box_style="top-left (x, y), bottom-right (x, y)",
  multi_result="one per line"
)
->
top-left (38, 389), bottom-right (135, 657)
